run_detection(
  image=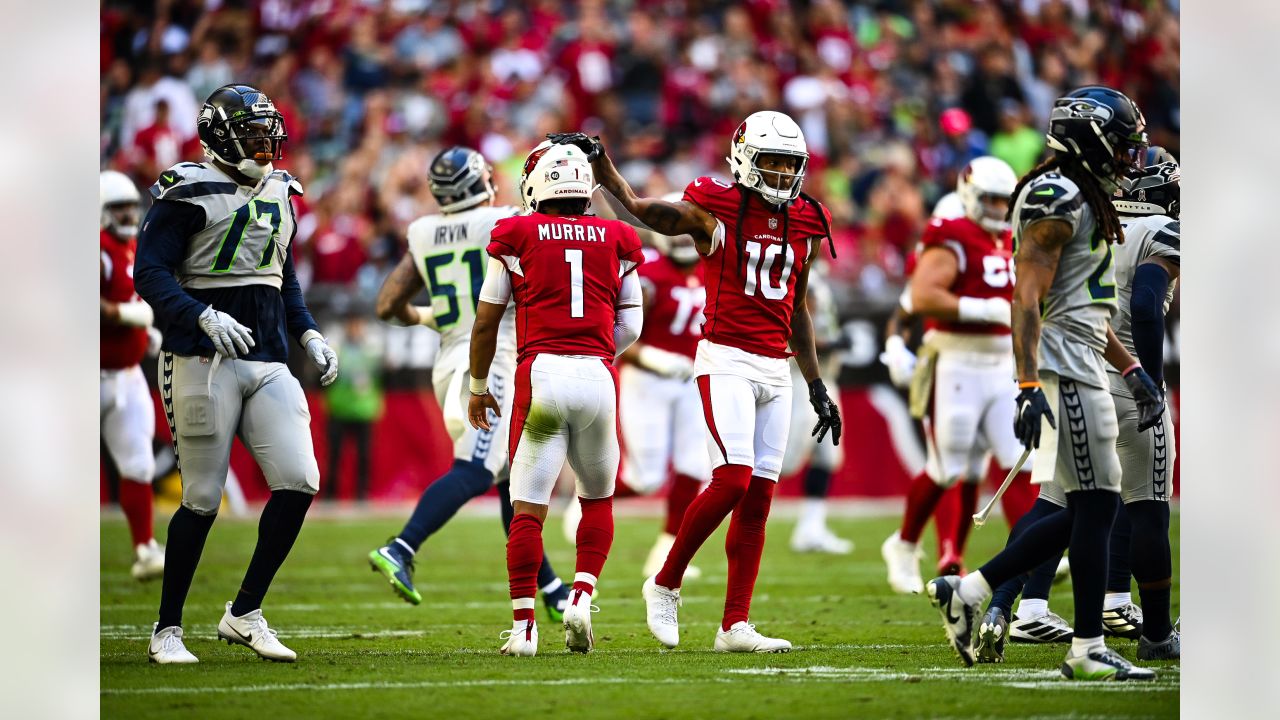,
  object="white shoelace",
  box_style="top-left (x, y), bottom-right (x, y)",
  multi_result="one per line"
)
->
top-left (160, 630), bottom-right (186, 652)
top-left (653, 592), bottom-right (680, 625)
